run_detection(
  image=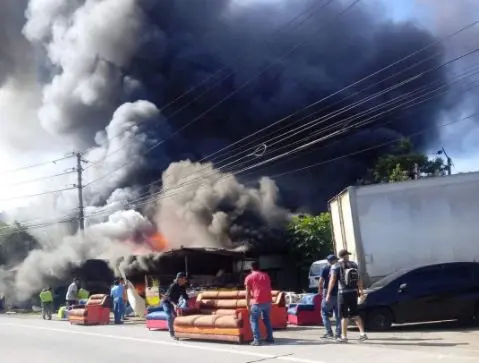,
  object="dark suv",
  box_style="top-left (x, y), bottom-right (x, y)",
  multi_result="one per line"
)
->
top-left (358, 262), bottom-right (479, 330)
